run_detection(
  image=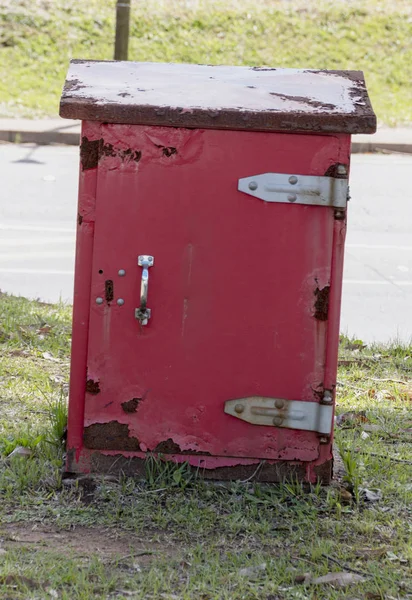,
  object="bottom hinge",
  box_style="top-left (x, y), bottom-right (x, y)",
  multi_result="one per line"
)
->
top-left (224, 396), bottom-right (333, 435)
